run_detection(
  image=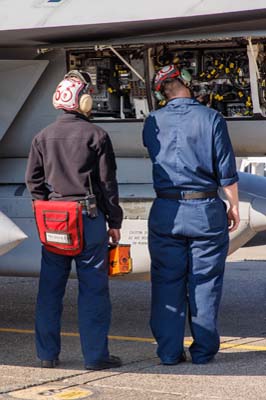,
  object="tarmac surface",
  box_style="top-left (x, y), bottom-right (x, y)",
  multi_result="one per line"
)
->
top-left (0, 242), bottom-right (265, 400)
